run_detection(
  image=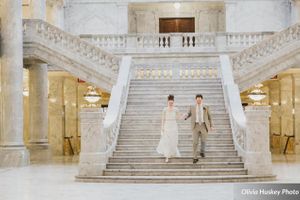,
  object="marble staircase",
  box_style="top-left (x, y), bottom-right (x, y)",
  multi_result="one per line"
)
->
top-left (77, 78), bottom-right (275, 183)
